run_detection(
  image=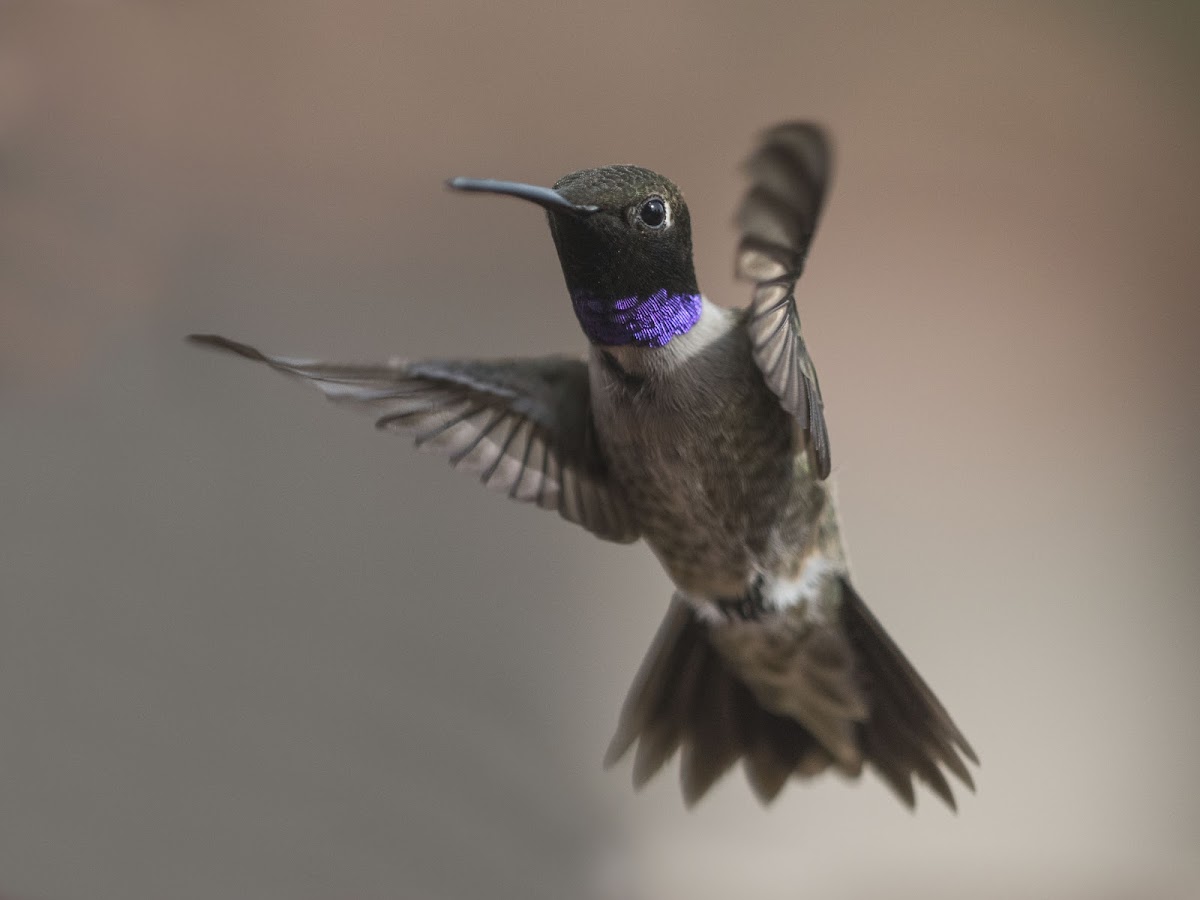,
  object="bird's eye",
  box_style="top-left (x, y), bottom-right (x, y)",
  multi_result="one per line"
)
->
top-left (638, 197), bottom-right (668, 229)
